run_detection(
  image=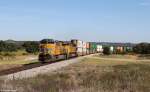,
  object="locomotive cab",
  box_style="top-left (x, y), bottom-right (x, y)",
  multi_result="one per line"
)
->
top-left (39, 39), bottom-right (55, 62)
